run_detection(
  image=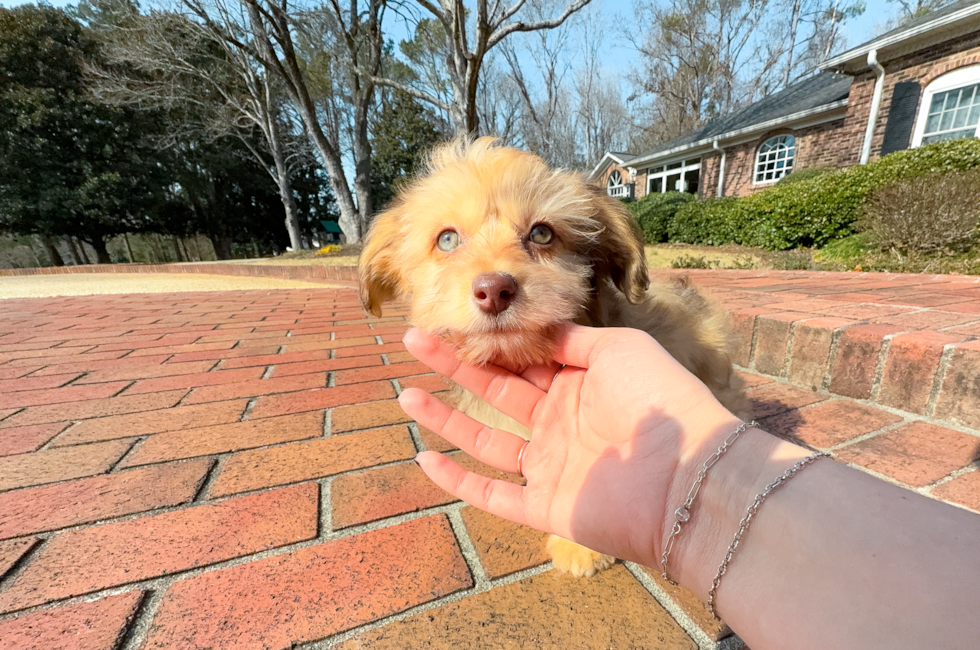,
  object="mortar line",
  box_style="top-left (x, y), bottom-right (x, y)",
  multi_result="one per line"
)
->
top-left (191, 457), bottom-right (224, 502)
top-left (445, 508), bottom-right (489, 587)
top-left (107, 437), bottom-right (145, 473)
top-left (37, 421), bottom-right (78, 451)
top-left (0, 537), bottom-right (45, 591)
top-left (318, 478), bottom-right (333, 539)
top-left (735, 366), bottom-right (980, 440)
top-left (923, 464), bottom-right (977, 491)
top-left (624, 562), bottom-right (735, 650)
top-left (239, 398), bottom-right (258, 421)
top-left (406, 422), bottom-right (426, 453)
top-left (925, 342), bottom-right (958, 417)
top-left (868, 334), bottom-right (897, 403)
top-left (115, 589), bottom-right (160, 650)
top-left (308, 563), bottom-right (556, 650)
